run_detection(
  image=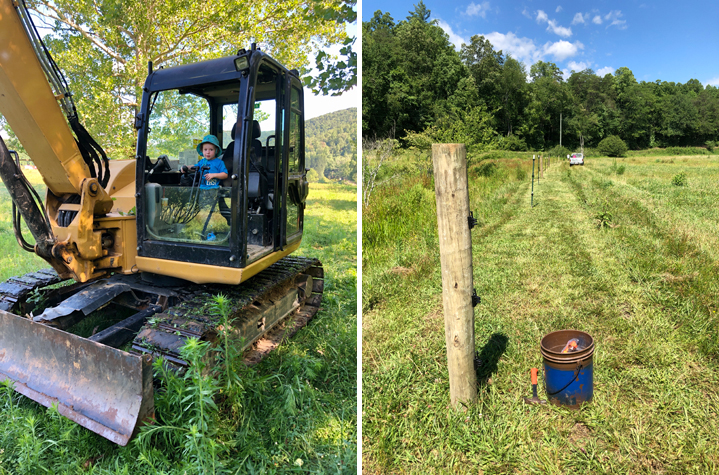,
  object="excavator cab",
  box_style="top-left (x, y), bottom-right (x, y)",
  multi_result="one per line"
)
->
top-left (135, 46), bottom-right (309, 284)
